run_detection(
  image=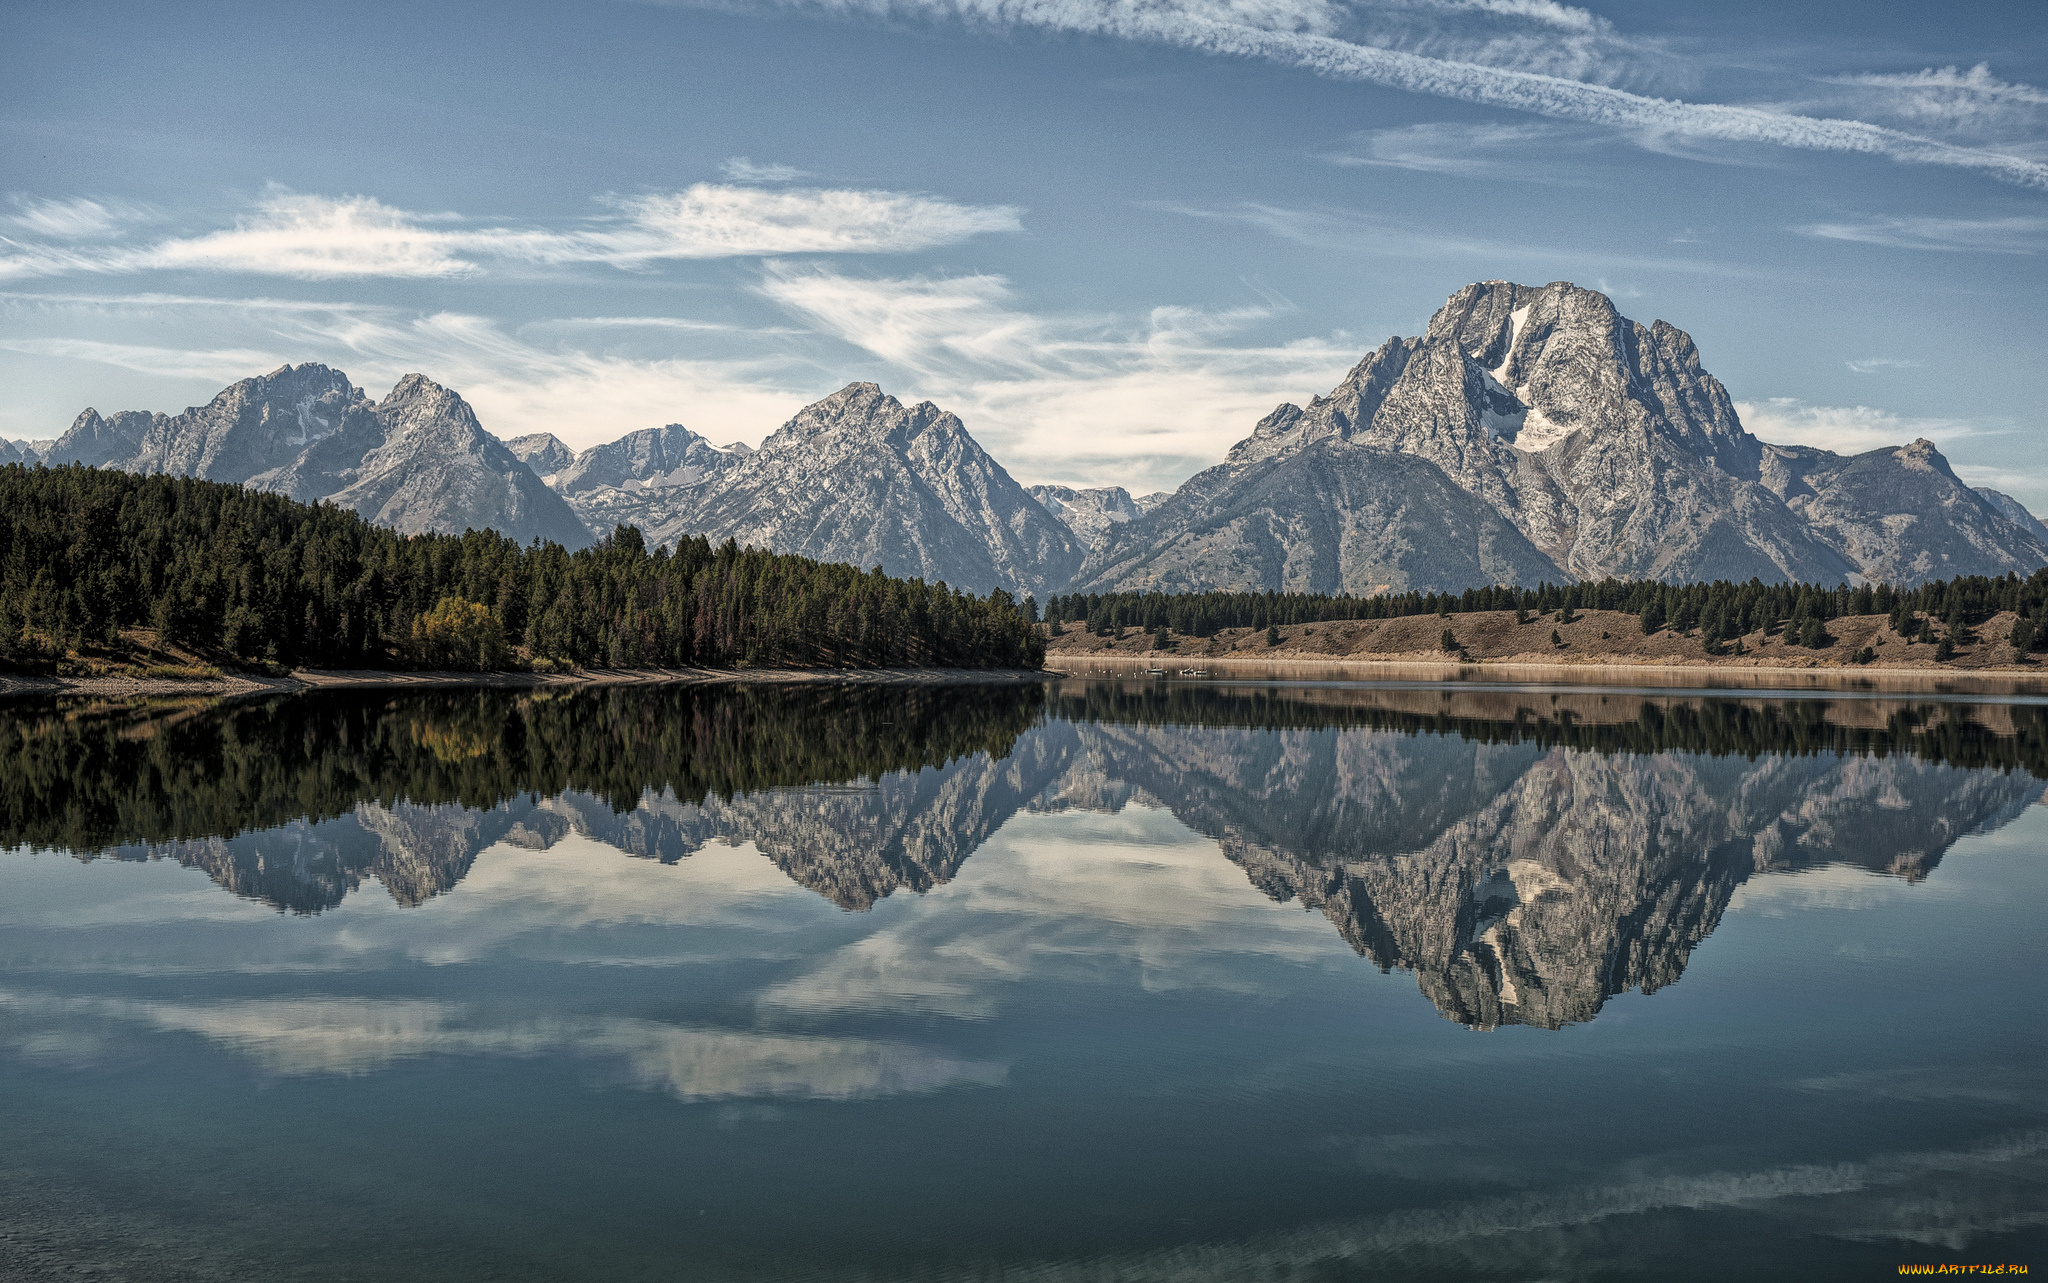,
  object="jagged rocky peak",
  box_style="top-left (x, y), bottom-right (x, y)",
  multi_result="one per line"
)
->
top-left (1225, 337), bottom-right (1418, 470)
top-left (552, 423), bottom-right (741, 496)
top-left (45, 407), bottom-right (158, 467)
top-left (508, 432), bottom-right (576, 477)
top-left (366, 374), bottom-right (488, 457)
top-left (1027, 484), bottom-right (1148, 550)
top-left (1759, 436), bottom-right (2048, 583)
top-left (759, 381), bottom-right (967, 454)
top-left (128, 363), bottom-right (376, 485)
top-left (319, 373), bottom-right (592, 549)
top-left (628, 379), bottom-right (1082, 595)
top-left (1082, 276), bottom-right (2041, 591)
top-left (1425, 280), bottom-right (1755, 468)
